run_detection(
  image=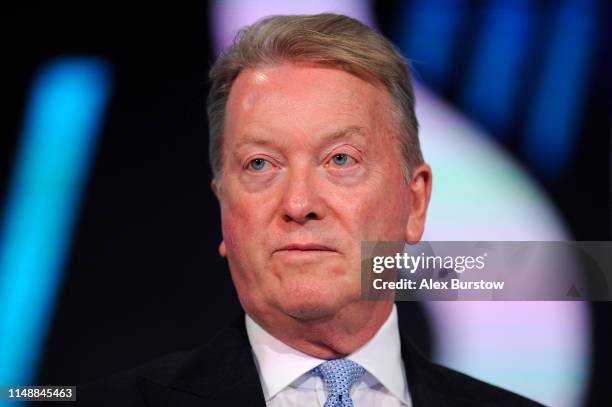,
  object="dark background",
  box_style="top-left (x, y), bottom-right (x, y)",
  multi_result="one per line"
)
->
top-left (2, 1), bottom-right (610, 405)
